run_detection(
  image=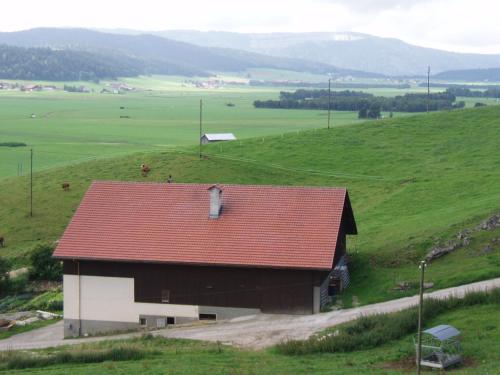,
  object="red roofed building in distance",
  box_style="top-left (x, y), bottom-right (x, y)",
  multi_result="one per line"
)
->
top-left (53, 182), bottom-right (357, 337)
